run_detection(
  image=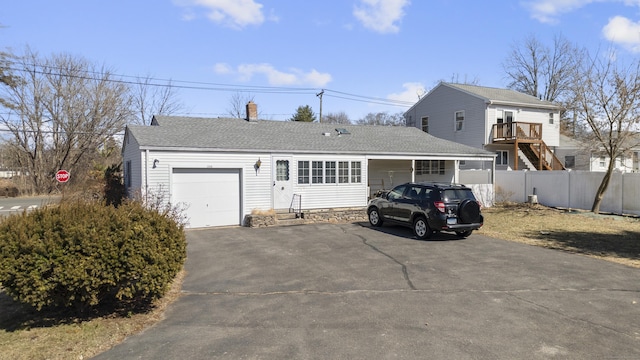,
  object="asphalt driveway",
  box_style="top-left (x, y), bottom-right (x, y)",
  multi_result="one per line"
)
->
top-left (94, 223), bottom-right (640, 359)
